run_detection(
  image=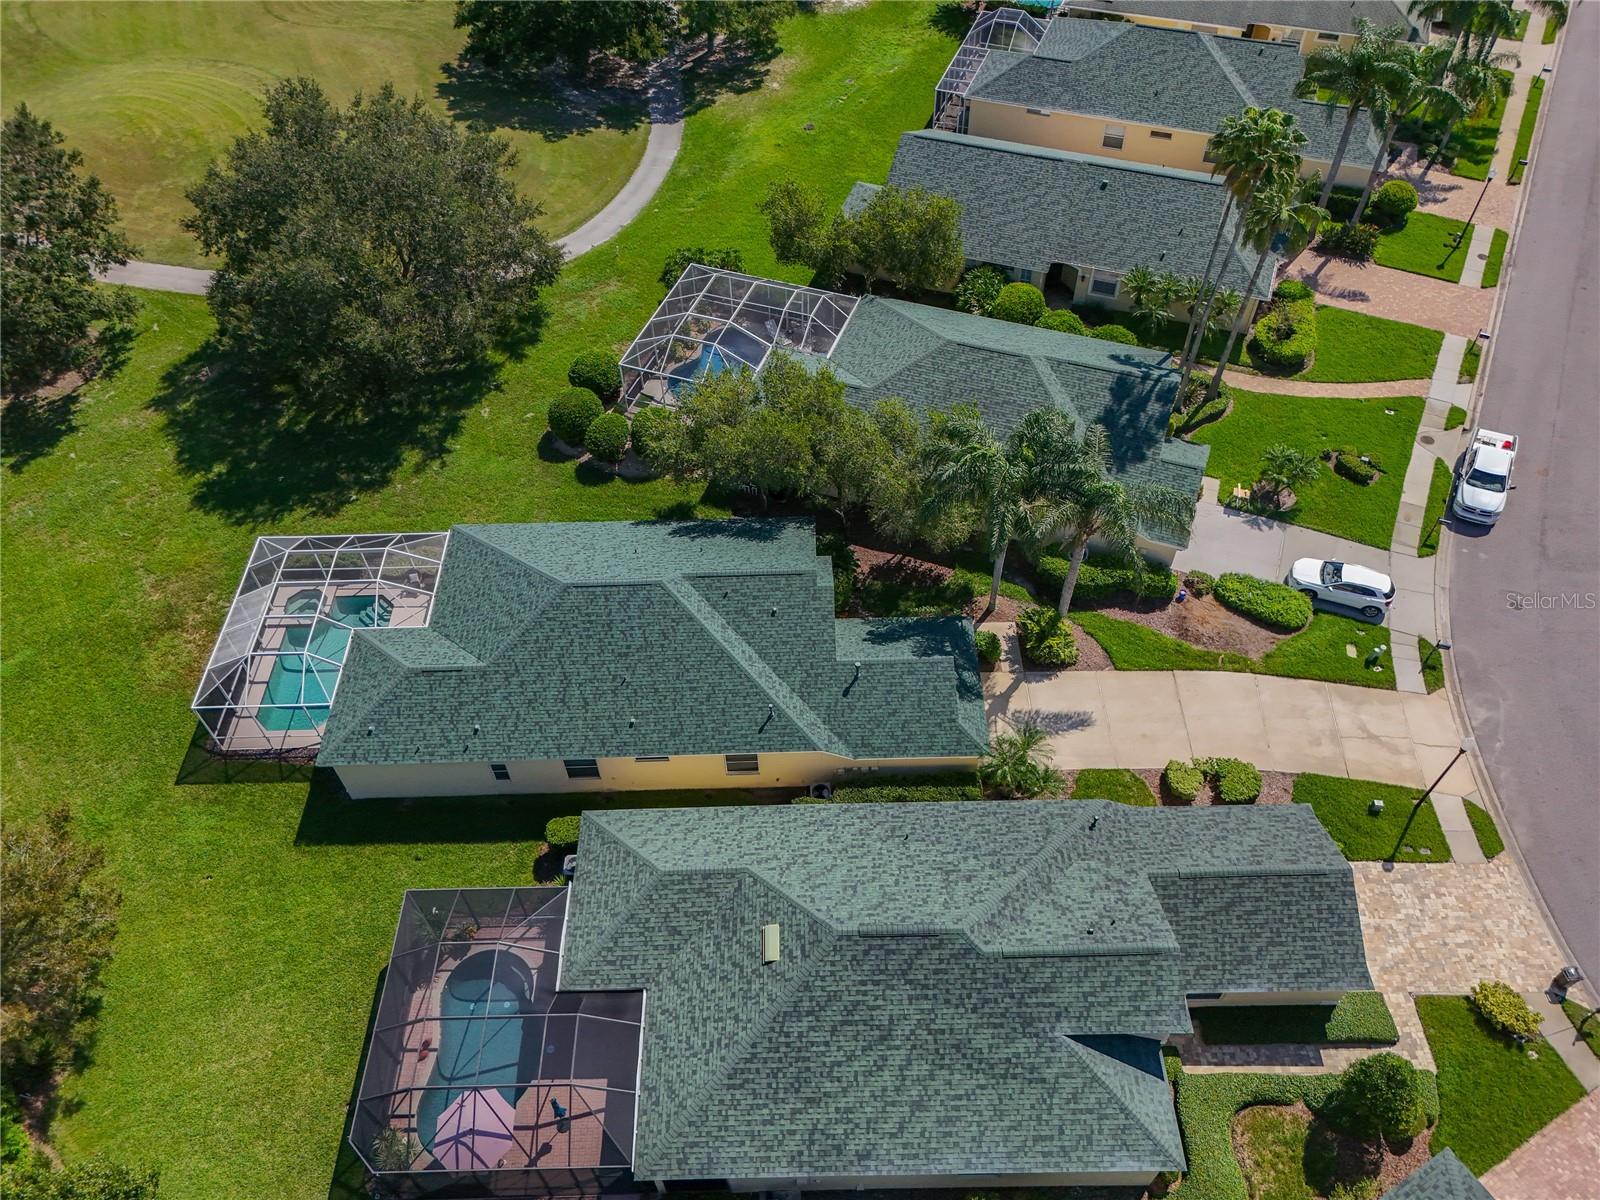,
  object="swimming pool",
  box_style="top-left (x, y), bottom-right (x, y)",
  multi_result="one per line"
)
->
top-left (417, 951), bottom-right (536, 1151)
top-left (257, 595), bottom-right (389, 729)
top-left (667, 344), bottom-right (729, 393)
